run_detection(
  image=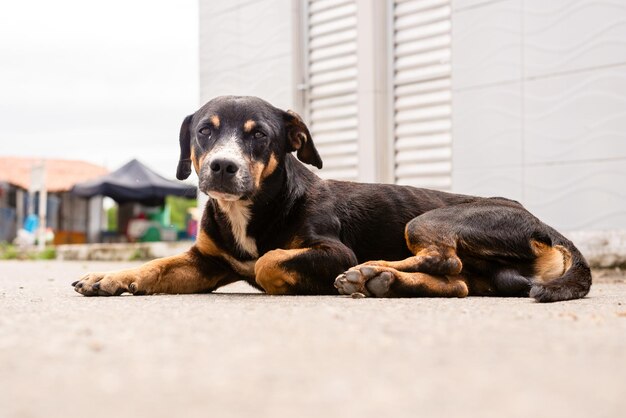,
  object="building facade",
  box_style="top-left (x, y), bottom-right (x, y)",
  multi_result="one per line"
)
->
top-left (0, 157), bottom-right (107, 243)
top-left (198, 0), bottom-right (626, 232)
